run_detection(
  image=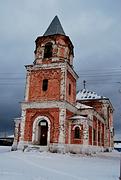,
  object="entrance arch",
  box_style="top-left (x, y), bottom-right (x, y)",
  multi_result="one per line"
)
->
top-left (32, 116), bottom-right (50, 145)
